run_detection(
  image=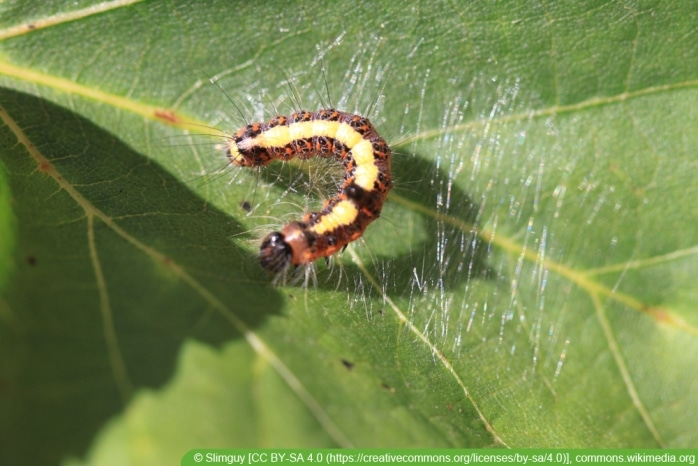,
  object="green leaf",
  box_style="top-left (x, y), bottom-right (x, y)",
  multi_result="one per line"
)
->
top-left (1, 1), bottom-right (697, 464)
